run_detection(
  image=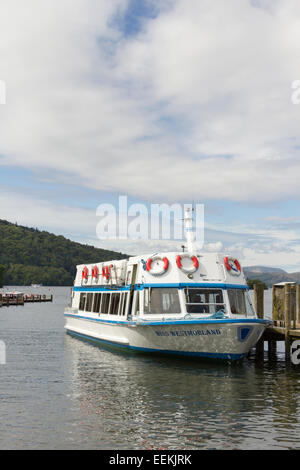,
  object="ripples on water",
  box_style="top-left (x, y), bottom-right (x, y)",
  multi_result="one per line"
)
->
top-left (0, 287), bottom-right (299, 450)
